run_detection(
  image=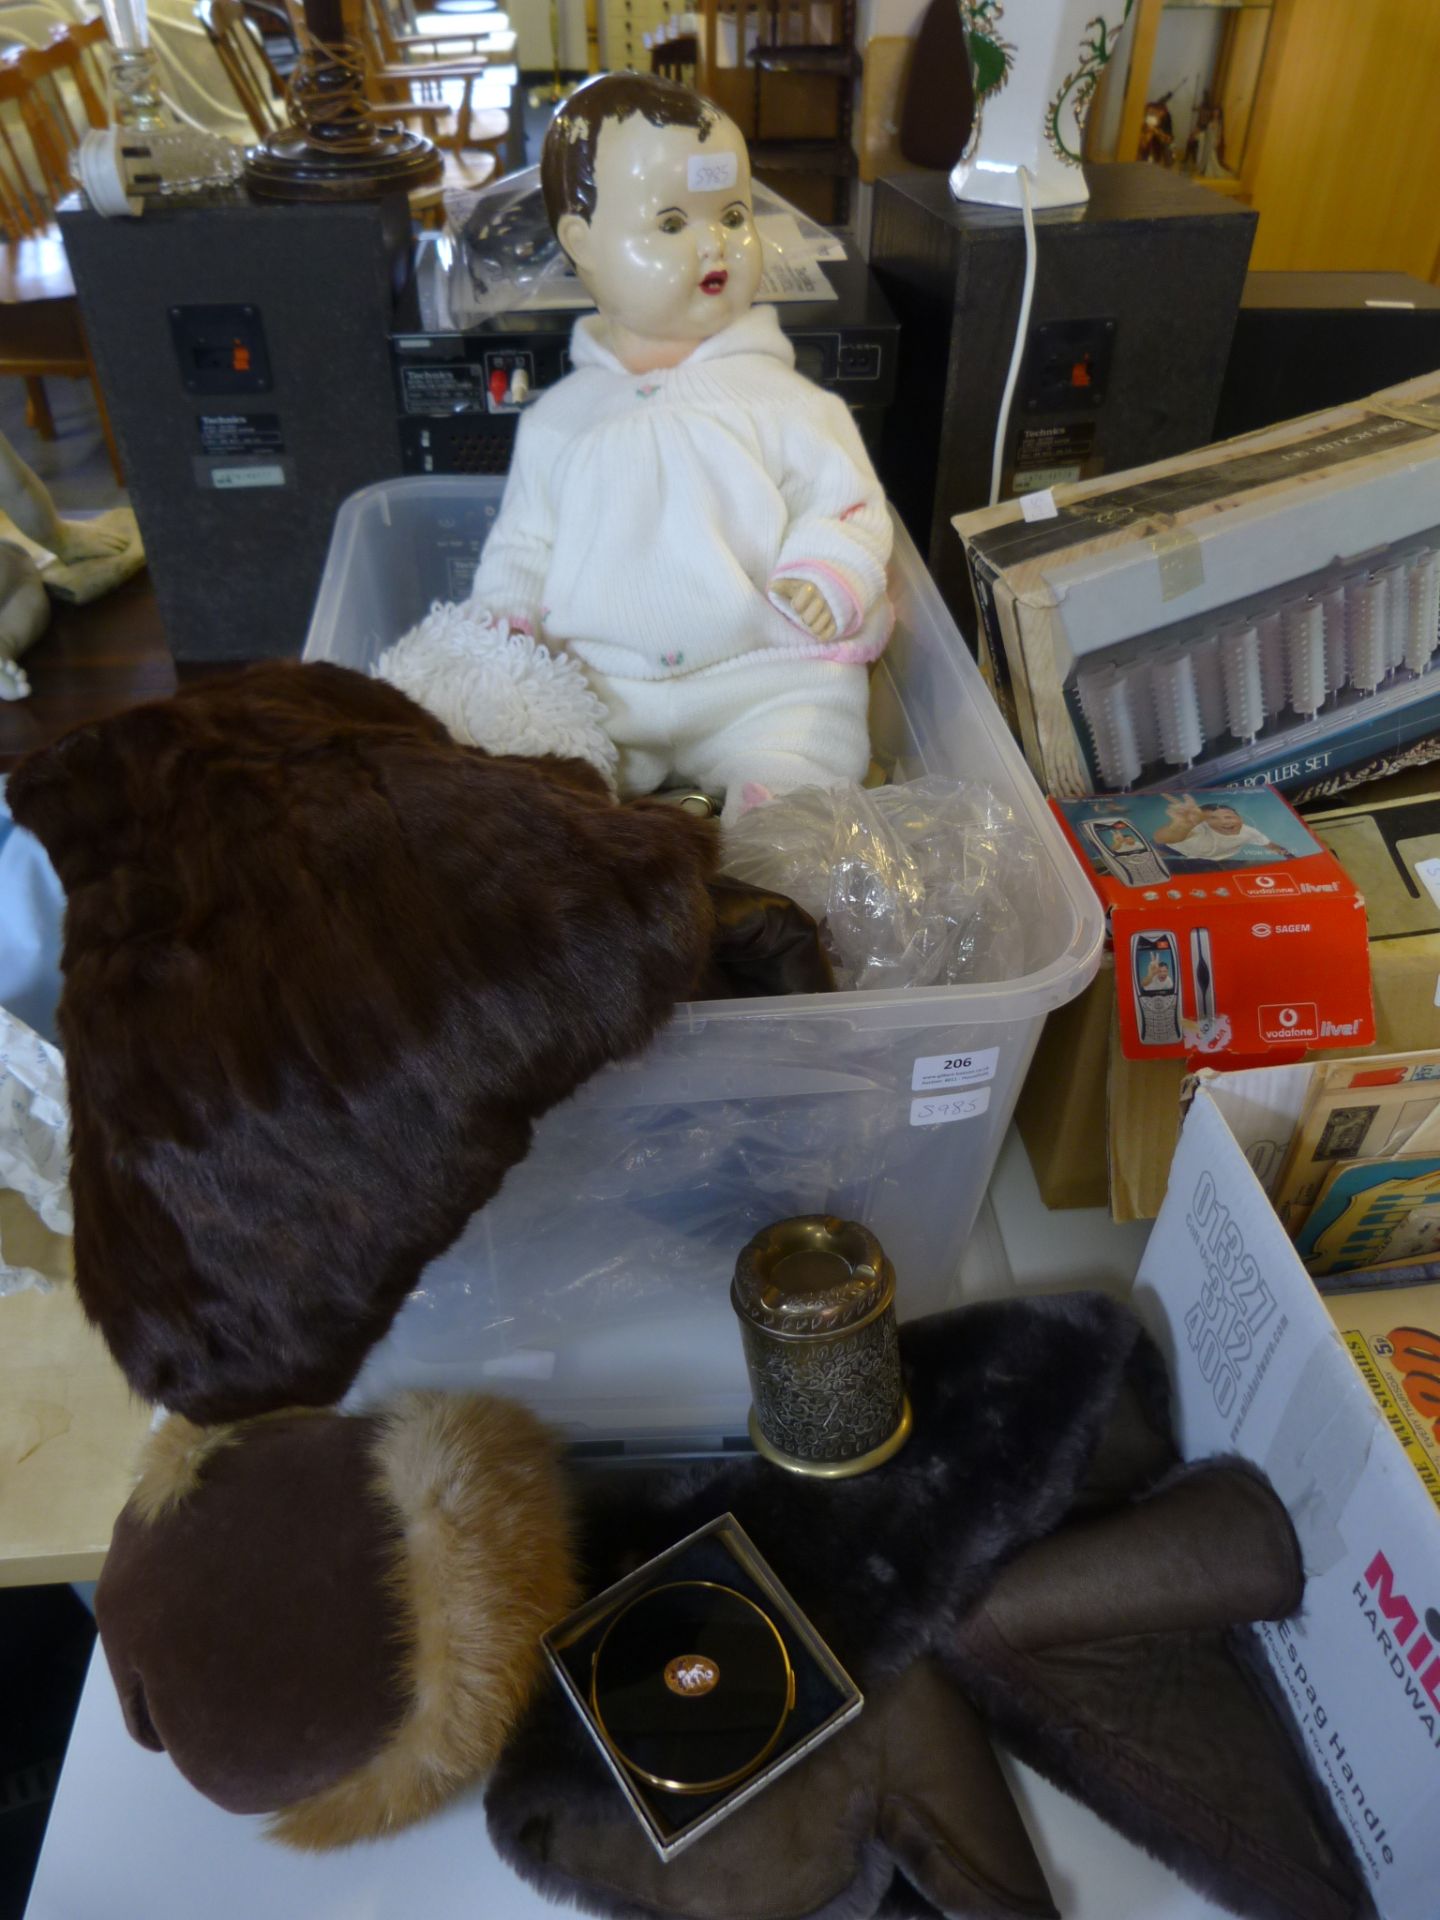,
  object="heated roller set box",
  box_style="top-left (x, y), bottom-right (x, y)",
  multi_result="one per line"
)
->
top-left (1053, 788), bottom-right (1374, 1065)
top-left (957, 374), bottom-right (1440, 803)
